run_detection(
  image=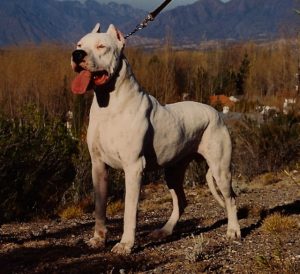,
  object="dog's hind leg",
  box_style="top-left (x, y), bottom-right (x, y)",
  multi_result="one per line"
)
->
top-left (206, 168), bottom-right (225, 208)
top-left (209, 165), bottom-right (240, 239)
top-left (199, 125), bottom-right (241, 240)
top-left (149, 162), bottom-right (188, 240)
